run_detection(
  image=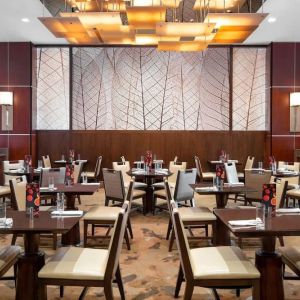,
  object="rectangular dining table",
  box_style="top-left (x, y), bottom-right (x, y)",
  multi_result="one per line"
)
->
top-left (0, 211), bottom-right (81, 300)
top-left (40, 183), bottom-right (100, 245)
top-left (214, 208), bottom-right (300, 300)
